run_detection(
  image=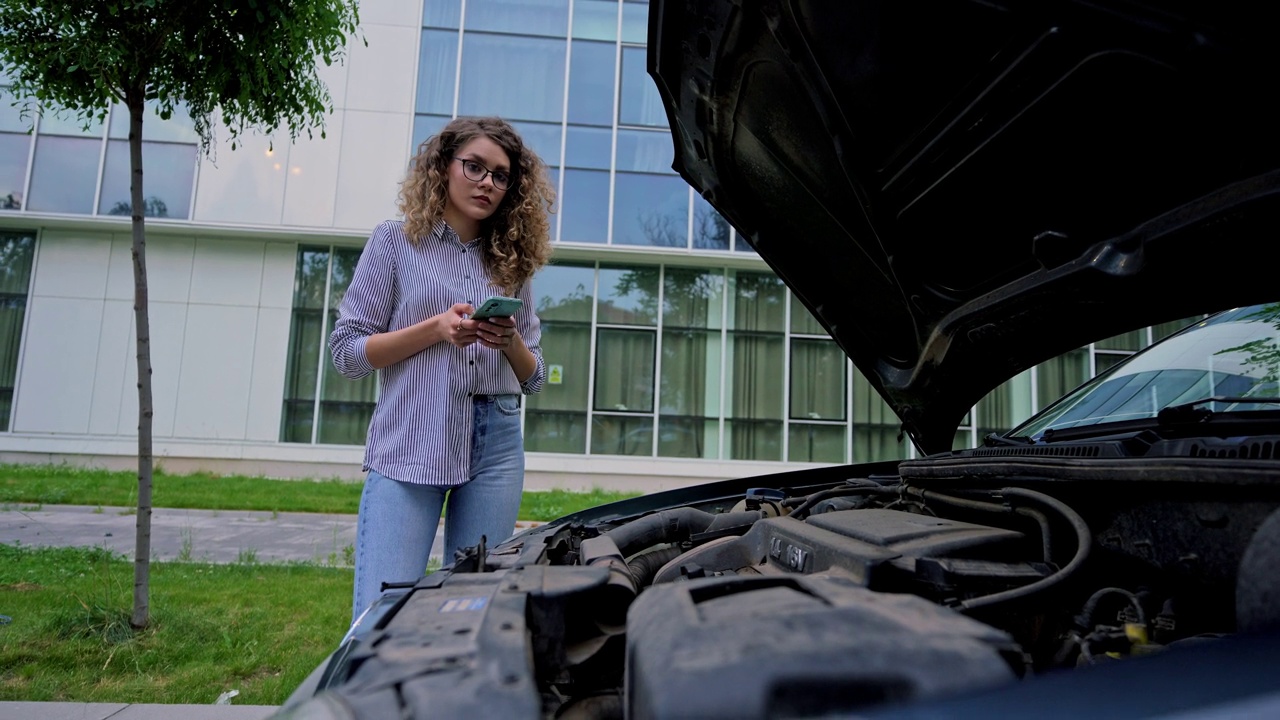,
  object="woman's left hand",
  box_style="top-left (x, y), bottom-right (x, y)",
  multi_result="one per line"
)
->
top-left (477, 316), bottom-right (520, 352)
